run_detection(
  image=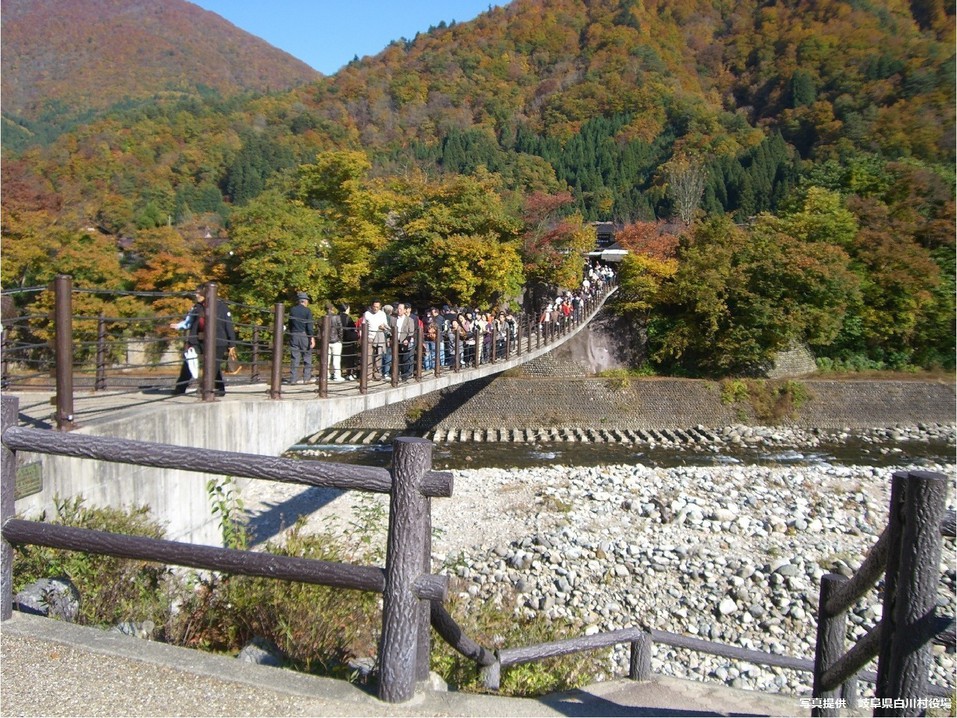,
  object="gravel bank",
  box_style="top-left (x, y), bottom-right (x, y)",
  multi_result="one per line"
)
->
top-left (430, 460), bottom-right (955, 696)
top-left (248, 422), bottom-right (956, 698)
